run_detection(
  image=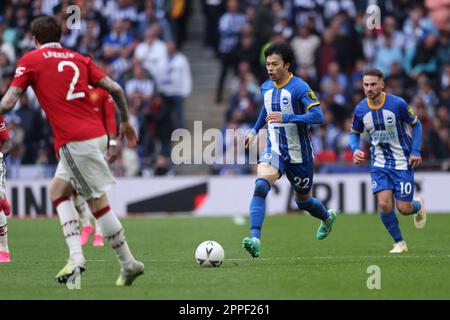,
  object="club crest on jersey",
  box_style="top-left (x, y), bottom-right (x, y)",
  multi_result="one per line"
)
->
top-left (281, 96), bottom-right (290, 107)
top-left (407, 106), bottom-right (416, 117)
top-left (90, 91), bottom-right (99, 102)
top-left (264, 153), bottom-right (272, 159)
top-left (307, 89), bottom-right (317, 101)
